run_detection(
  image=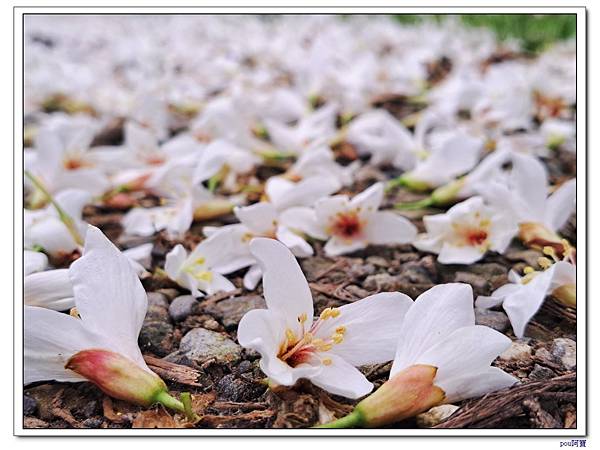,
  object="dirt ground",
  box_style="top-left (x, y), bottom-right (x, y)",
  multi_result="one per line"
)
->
top-left (23, 95), bottom-right (578, 430)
